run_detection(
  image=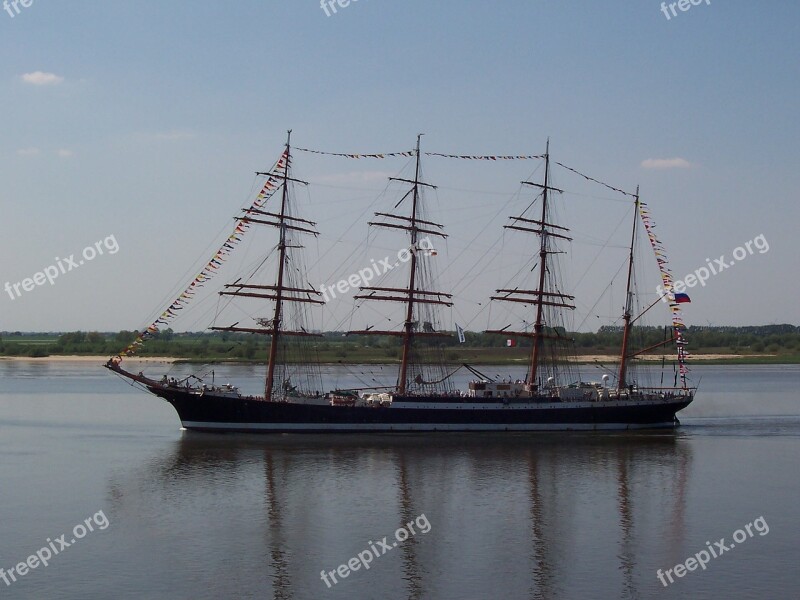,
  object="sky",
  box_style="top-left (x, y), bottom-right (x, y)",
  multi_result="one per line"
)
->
top-left (0, 0), bottom-right (798, 333)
